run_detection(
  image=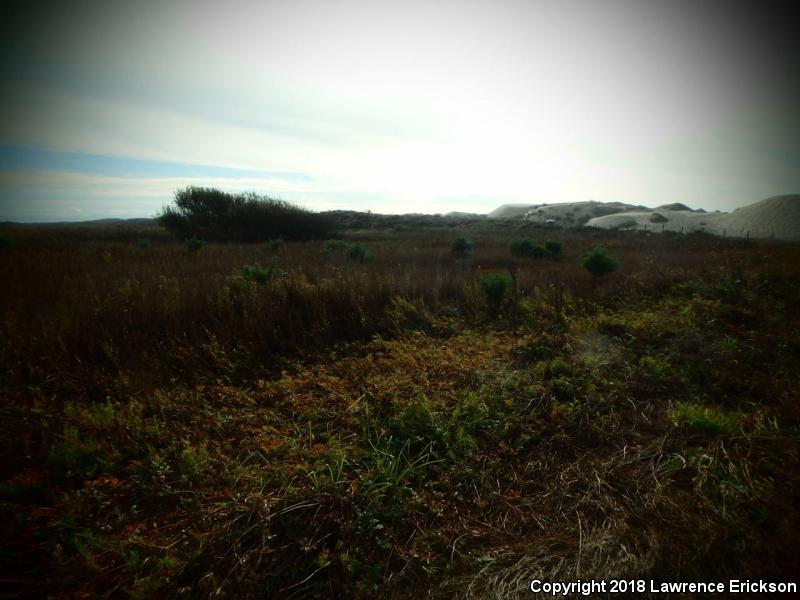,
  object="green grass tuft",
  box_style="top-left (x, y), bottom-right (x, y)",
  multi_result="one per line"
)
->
top-left (670, 402), bottom-right (739, 435)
